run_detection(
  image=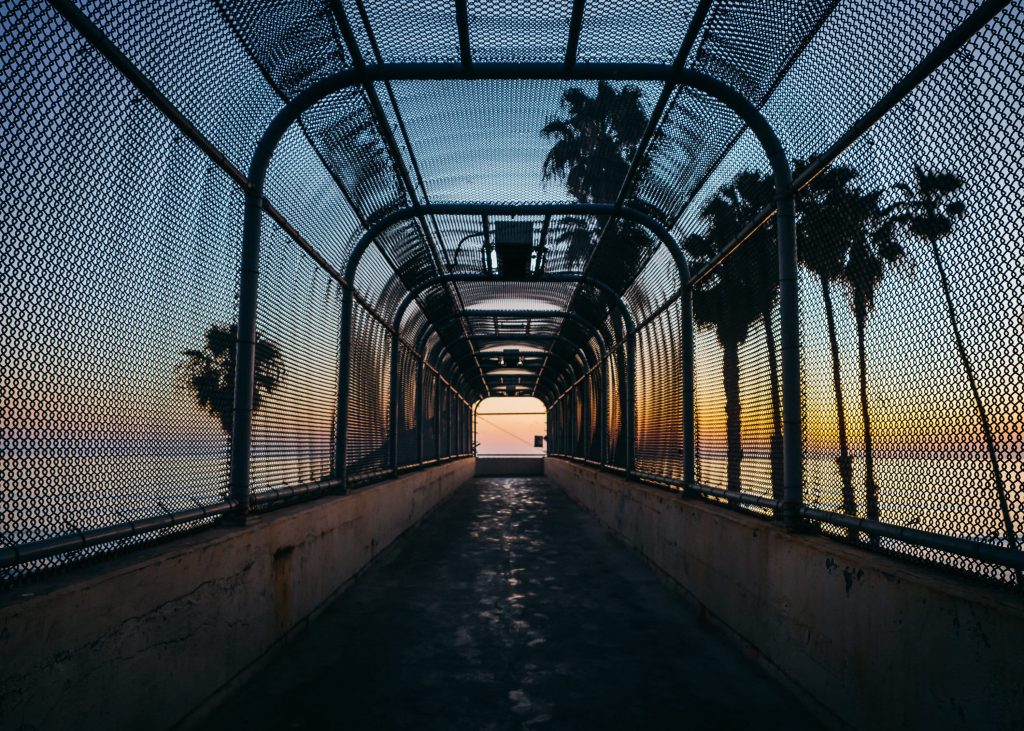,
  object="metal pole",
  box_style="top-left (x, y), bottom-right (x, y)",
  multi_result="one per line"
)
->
top-left (682, 288), bottom-right (696, 486)
top-left (570, 388), bottom-right (578, 458)
top-left (625, 330), bottom-right (636, 476)
top-left (449, 388), bottom-right (455, 458)
top-left (435, 376), bottom-right (442, 460)
top-left (599, 359), bottom-right (608, 466)
top-left (389, 333), bottom-right (400, 475)
top-left (227, 186), bottom-right (262, 518)
top-left (415, 355), bottom-right (424, 466)
top-left (777, 190), bottom-right (801, 529)
top-left (335, 289), bottom-right (354, 490)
